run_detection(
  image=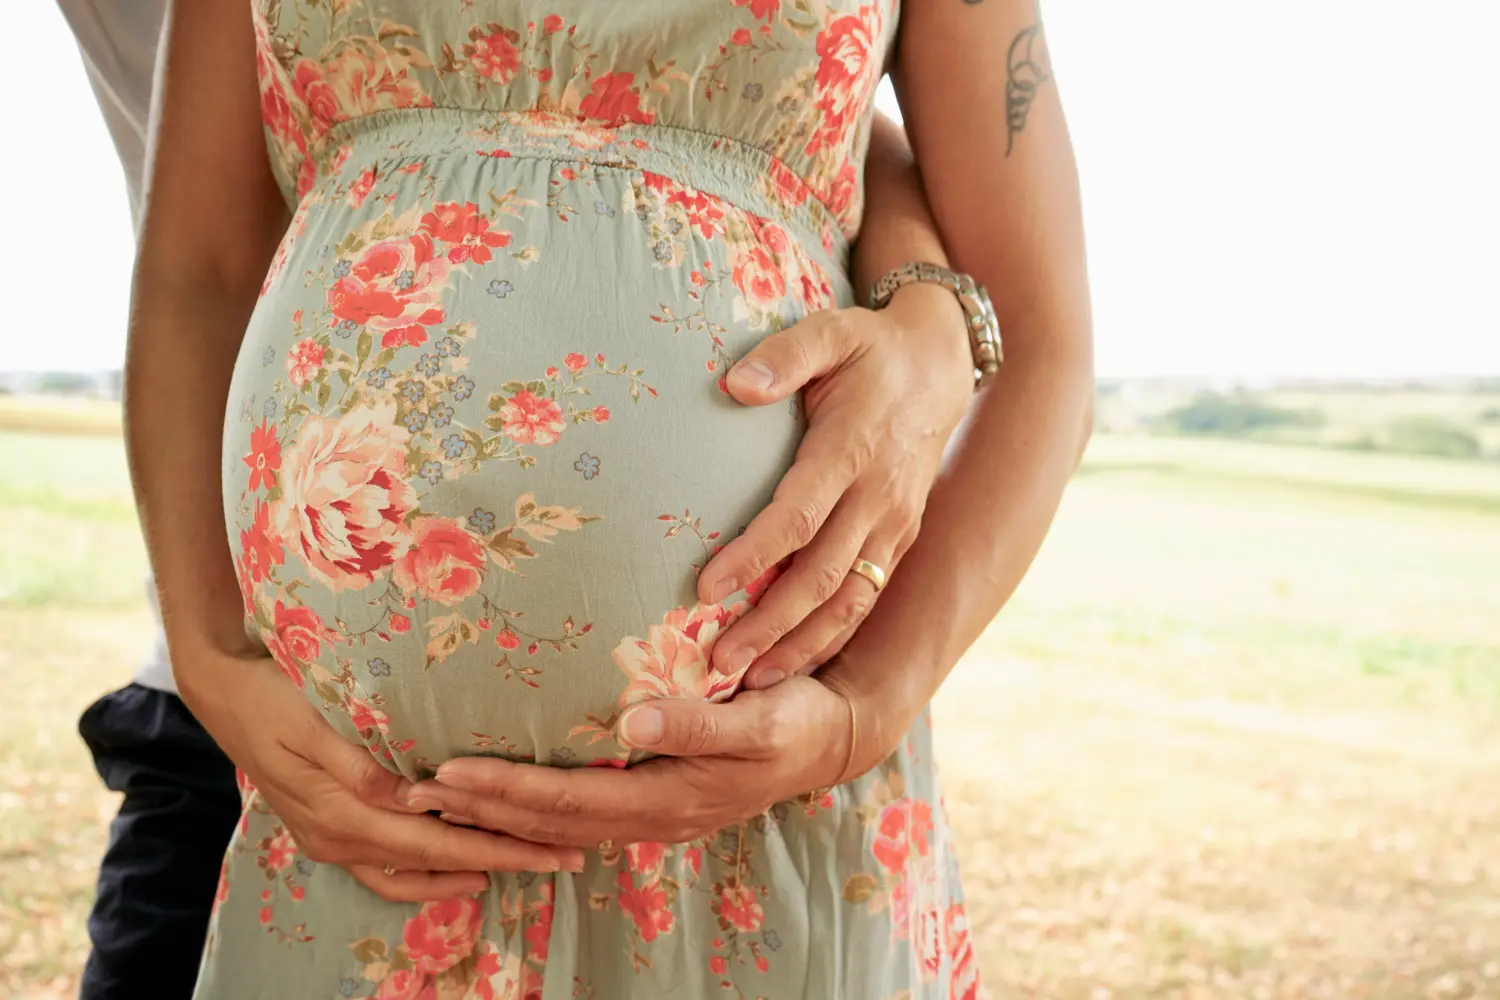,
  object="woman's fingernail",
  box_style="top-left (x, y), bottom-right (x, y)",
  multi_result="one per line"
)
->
top-left (708, 577), bottom-right (739, 604)
top-left (567, 855), bottom-right (587, 873)
top-left (726, 647), bottom-right (755, 675)
top-left (440, 813), bottom-right (476, 826)
top-left (755, 668), bottom-right (786, 688)
top-left (433, 767), bottom-right (474, 791)
top-left (730, 359), bottom-right (775, 389)
top-left (617, 706), bottom-right (664, 748)
top-left (406, 795), bottom-right (442, 813)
